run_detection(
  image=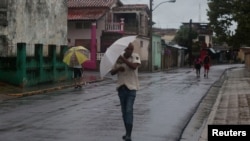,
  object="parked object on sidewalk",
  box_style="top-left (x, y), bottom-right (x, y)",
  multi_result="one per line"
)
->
top-left (110, 43), bottom-right (141, 141)
top-left (63, 46), bottom-right (90, 67)
top-left (100, 35), bottom-right (137, 79)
